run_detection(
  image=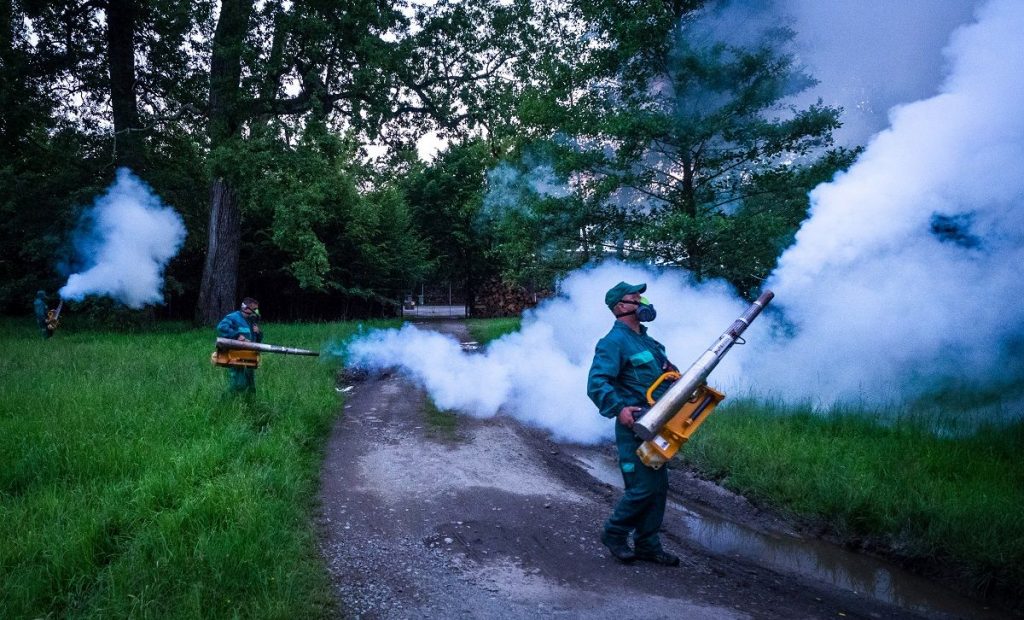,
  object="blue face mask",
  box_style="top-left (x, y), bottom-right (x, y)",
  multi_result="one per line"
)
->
top-left (636, 302), bottom-right (657, 322)
top-left (616, 297), bottom-right (657, 322)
